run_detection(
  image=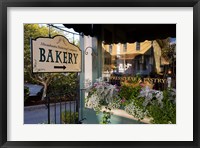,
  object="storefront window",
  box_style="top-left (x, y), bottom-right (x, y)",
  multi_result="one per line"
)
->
top-left (123, 43), bottom-right (127, 52)
top-left (102, 38), bottom-right (176, 91)
top-left (136, 42), bottom-right (140, 51)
